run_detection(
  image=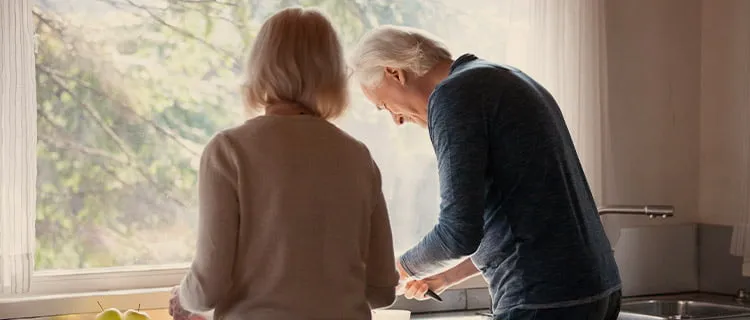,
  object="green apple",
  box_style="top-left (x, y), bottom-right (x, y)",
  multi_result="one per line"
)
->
top-left (95, 308), bottom-right (123, 320)
top-left (123, 309), bottom-right (152, 320)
